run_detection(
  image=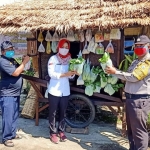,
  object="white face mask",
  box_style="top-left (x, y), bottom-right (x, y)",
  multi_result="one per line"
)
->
top-left (59, 48), bottom-right (69, 56)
